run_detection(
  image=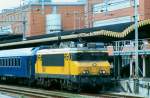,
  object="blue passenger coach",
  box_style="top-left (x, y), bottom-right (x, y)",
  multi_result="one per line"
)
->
top-left (0, 48), bottom-right (36, 78)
